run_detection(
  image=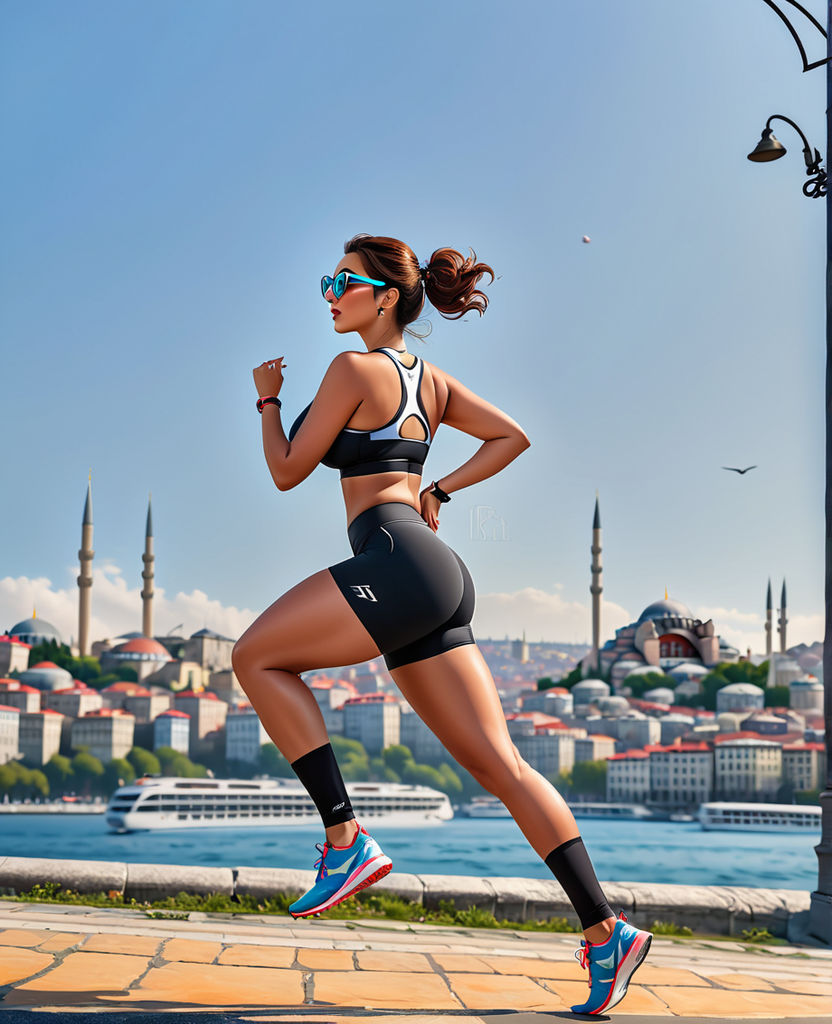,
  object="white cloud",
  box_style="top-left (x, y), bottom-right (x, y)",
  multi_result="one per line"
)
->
top-left (471, 586), bottom-right (632, 644)
top-left (0, 565), bottom-right (258, 645)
